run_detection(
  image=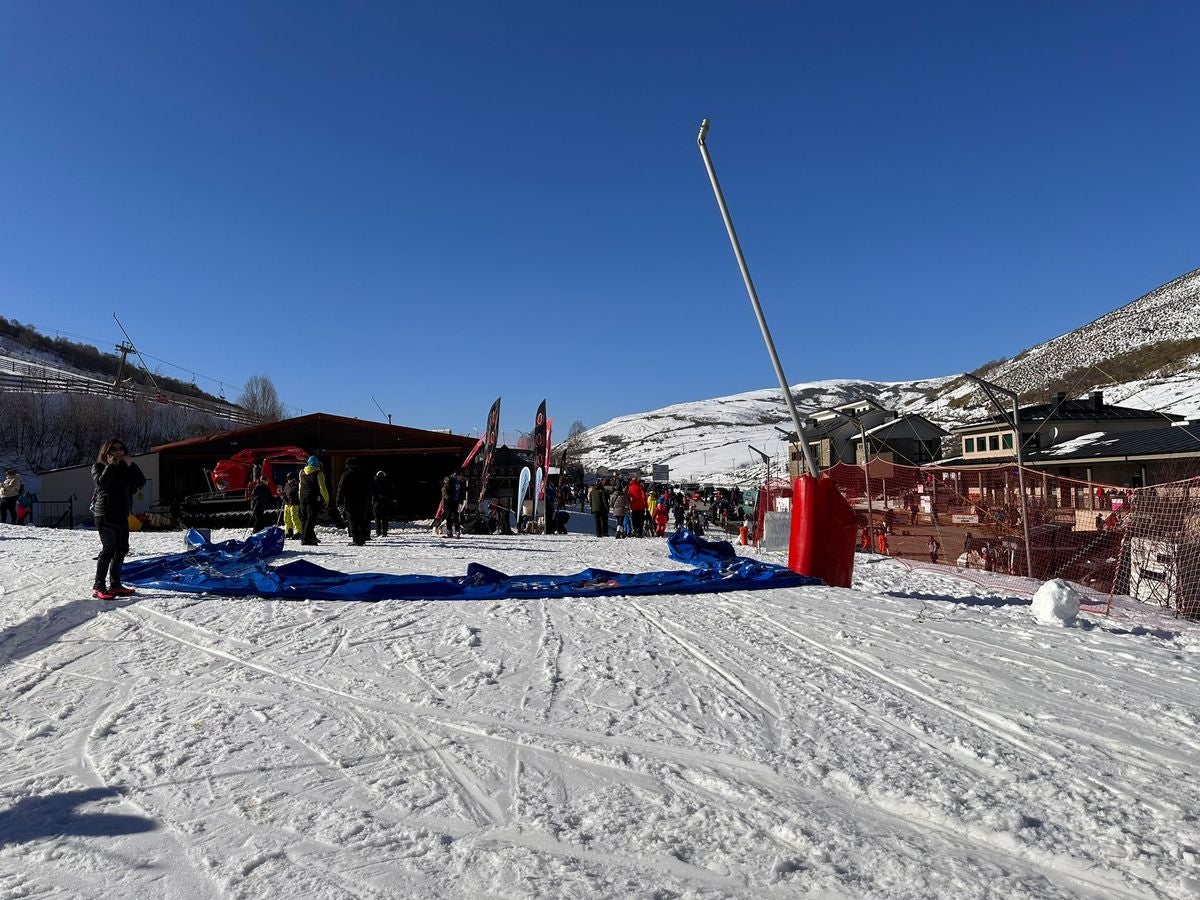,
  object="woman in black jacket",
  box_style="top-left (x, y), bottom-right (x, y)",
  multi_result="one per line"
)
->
top-left (91, 438), bottom-right (146, 600)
